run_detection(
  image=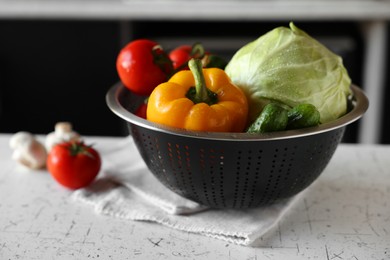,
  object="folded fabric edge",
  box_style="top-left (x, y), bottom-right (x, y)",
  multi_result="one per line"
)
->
top-left (121, 181), bottom-right (209, 215)
top-left (72, 179), bottom-right (304, 247)
top-left (93, 195), bottom-right (299, 247)
top-left (73, 187), bottom-right (252, 246)
top-left (98, 203), bottom-right (252, 246)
